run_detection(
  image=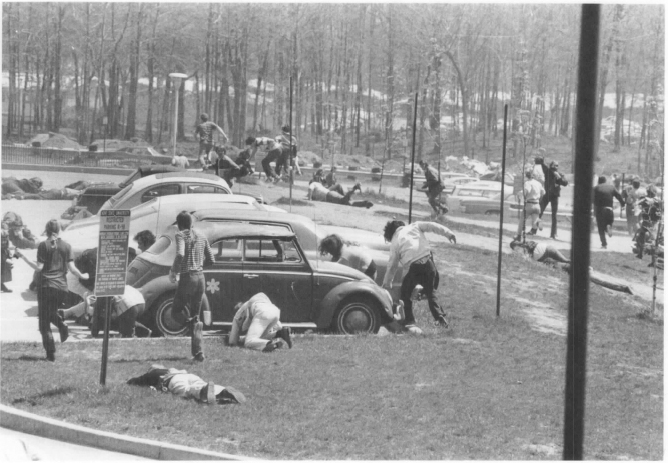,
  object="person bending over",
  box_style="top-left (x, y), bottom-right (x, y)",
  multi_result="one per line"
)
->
top-left (318, 234), bottom-right (377, 280)
top-left (127, 364), bottom-right (246, 405)
top-left (228, 292), bottom-right (293, 352)
top-left (382, 220), bottom-right (456, 329)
